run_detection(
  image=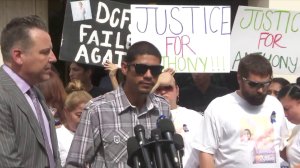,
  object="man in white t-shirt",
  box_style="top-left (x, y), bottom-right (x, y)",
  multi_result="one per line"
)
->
top-left (195, 53), bottom-right (287, 168)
